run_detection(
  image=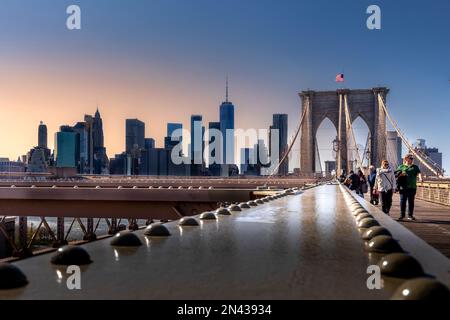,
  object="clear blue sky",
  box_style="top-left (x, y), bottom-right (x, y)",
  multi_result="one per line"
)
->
top-left (0, 0), bottom-right (449, 172)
